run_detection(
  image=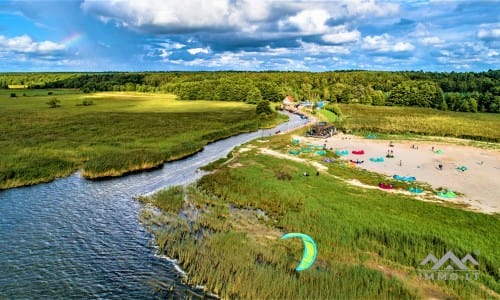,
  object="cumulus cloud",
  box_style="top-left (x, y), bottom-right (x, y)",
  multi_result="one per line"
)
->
top-left (322, 25), bottom-right (361, 44)
top-left (477, 26), bottom-right (500, 40)
top-left (286, 9), bottom-right (330, 35)
top-left (362, 34), bottom-right (415, 53)
top-left (0, 34), bottom-right (65, 54)
top-left (187, 47), bottom-right (210, 55)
